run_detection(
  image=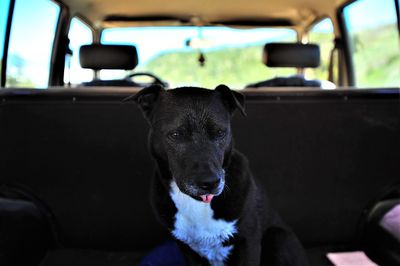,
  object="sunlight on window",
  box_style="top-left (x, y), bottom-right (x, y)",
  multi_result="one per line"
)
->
top-left (0, 0), bottom-right (10, 85)
top-left (344, 0), bottom-right (400, 88)
top-left (306, 19), bottom-right (335, 83)
top-left (64, 17), bottom-right (93, 86)
top-left (101, 27), bottom-right (297, 88)
top-left (6, 0), bottom-right (60, 88)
